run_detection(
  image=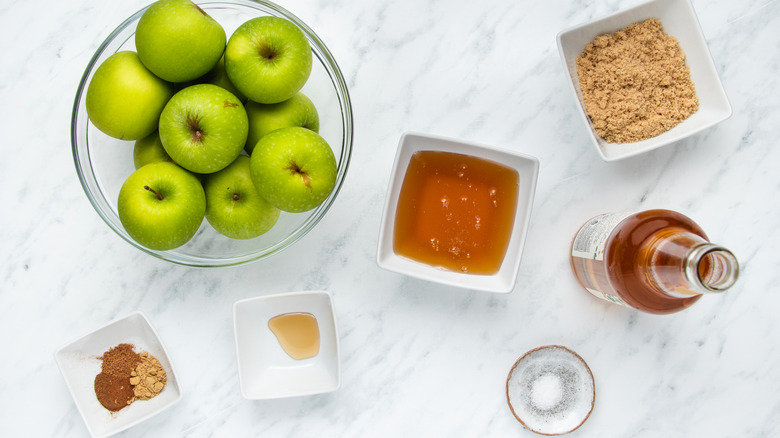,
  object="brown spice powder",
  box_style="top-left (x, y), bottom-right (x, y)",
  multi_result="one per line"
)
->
top-left (94, 343), bottom-right (141, 411)
top-left (575, 18), bottom-right (699, 143)
top-left (130, 351), bottom-right (167, 400)
top-left (93, 344), bottom-right (168, 411)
